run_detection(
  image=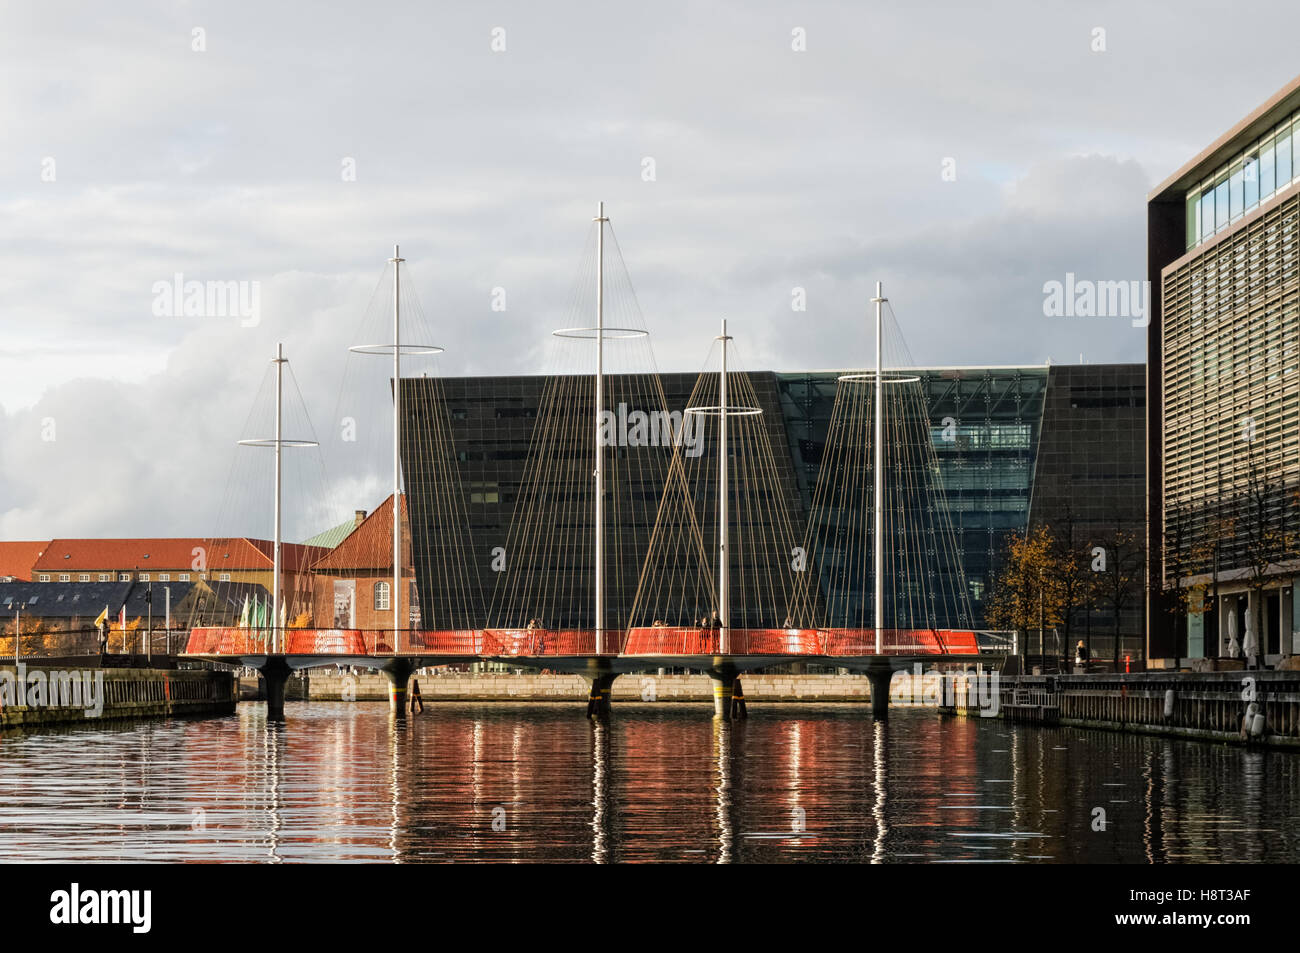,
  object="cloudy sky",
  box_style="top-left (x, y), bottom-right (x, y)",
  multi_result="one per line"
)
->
top-left (2, 0), bottom-right (1297, 540)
